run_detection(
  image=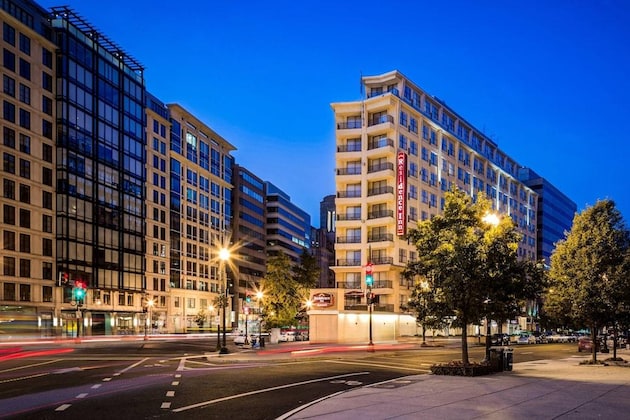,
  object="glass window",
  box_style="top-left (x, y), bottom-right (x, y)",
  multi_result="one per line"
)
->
top-left (3, 257), bottom-right (15, 276)
top-left (3, 178), bottom-right (15, 198)
top-left (19, 184), bottom-right (29, 203)
top-left (3, 23), bottom-right (15, 45)
top-left (3, 230), bottom-right (15, 250)
top-left (19, 33), bottom-right (30, 55)
top-left (3, 74), bottom-right (15, 97)
top-left (3, 49), bottom-right (15, 72)
top-left (18, 58), bottom-right (30, 80)
top-left (19, 208), bottom-right (29, 228)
